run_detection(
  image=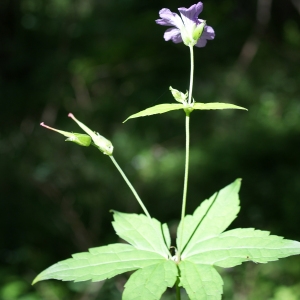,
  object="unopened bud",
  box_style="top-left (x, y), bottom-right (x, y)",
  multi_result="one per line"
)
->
top-left (169, 86), bottom-right (188, 103)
